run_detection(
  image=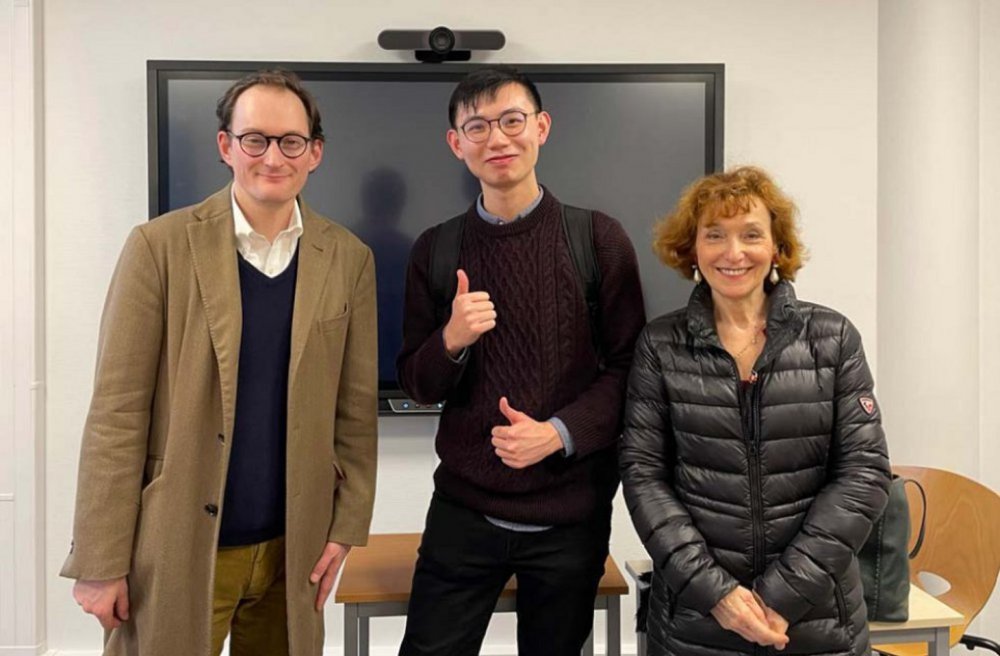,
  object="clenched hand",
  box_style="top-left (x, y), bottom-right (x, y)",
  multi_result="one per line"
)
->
top-left (73, 577), bottom-right (130, 630)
